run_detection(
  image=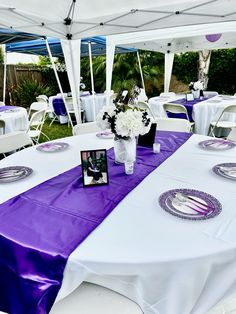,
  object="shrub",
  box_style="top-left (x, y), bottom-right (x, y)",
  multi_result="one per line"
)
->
top-left (15, 79), bottom-right (53, 107)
